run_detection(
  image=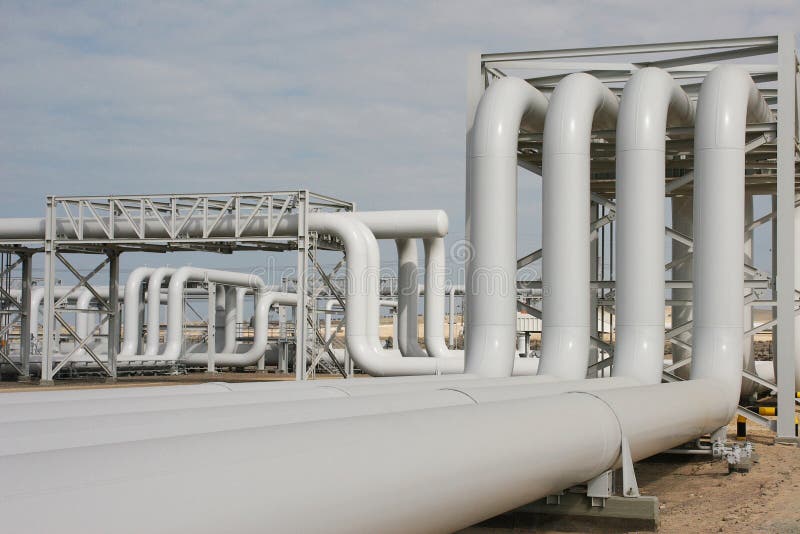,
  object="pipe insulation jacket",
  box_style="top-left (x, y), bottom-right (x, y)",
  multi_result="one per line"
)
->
top-left (0, 380), bottom-right (729, 534)
top-left (539, 73), bottom-right (619, 380)
top-left (613, 67), bottom-right (694, 385)
top-left (690, 65), bottom-right (772, 408)
top-left (465, 76), bottom-right (549, 377)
